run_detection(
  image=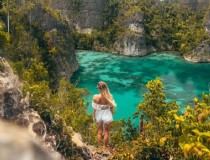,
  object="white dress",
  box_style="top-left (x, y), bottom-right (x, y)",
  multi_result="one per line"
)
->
top-left (92, 101), bottom-right (113, 124)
